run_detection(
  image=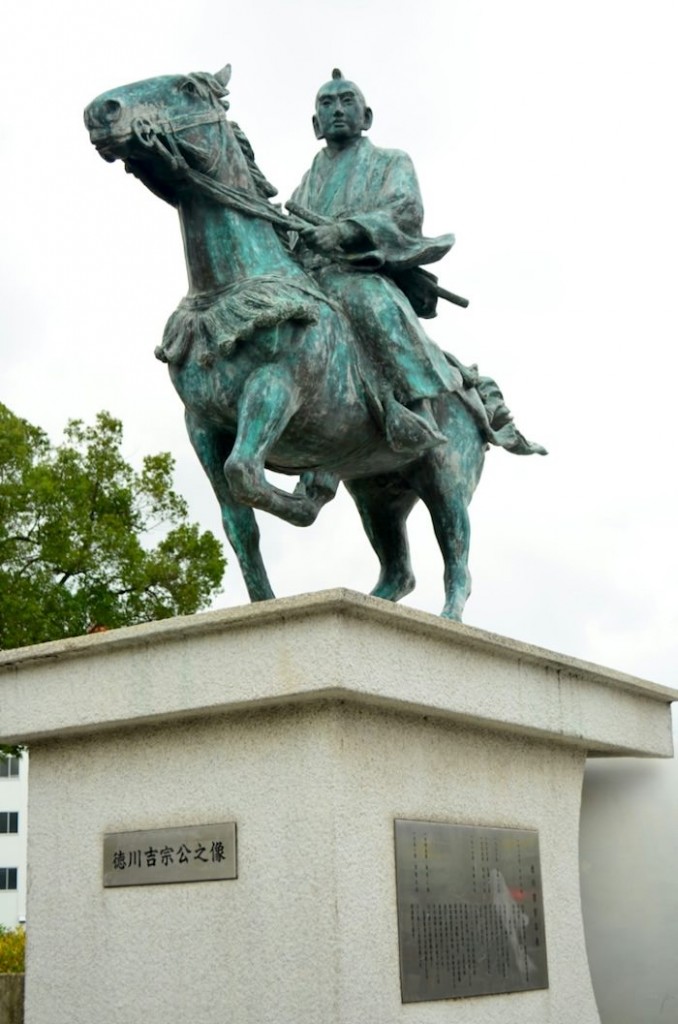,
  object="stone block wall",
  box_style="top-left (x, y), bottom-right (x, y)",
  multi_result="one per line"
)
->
top-left (0, 975), bottom-right (24, 1024)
